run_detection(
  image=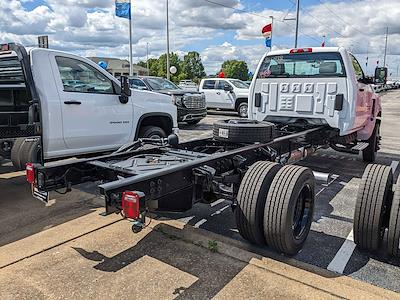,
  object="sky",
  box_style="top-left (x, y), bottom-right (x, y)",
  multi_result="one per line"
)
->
top-left (1, 0), bottom-right (400, 76)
